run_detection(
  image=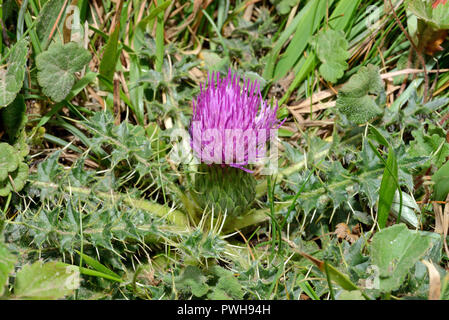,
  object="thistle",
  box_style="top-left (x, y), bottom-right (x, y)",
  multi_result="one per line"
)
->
top-left (190, 70), bottom-right (280, 217)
